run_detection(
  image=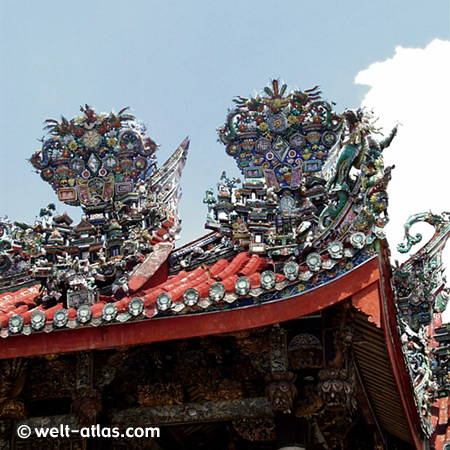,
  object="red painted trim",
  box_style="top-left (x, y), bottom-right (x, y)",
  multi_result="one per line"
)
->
top-left (0, 258), bottom-right (380, 360)
top-left (352, 282), bottom-right (381, 328)
top-left (377, 248), bottom-right (424, 450)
